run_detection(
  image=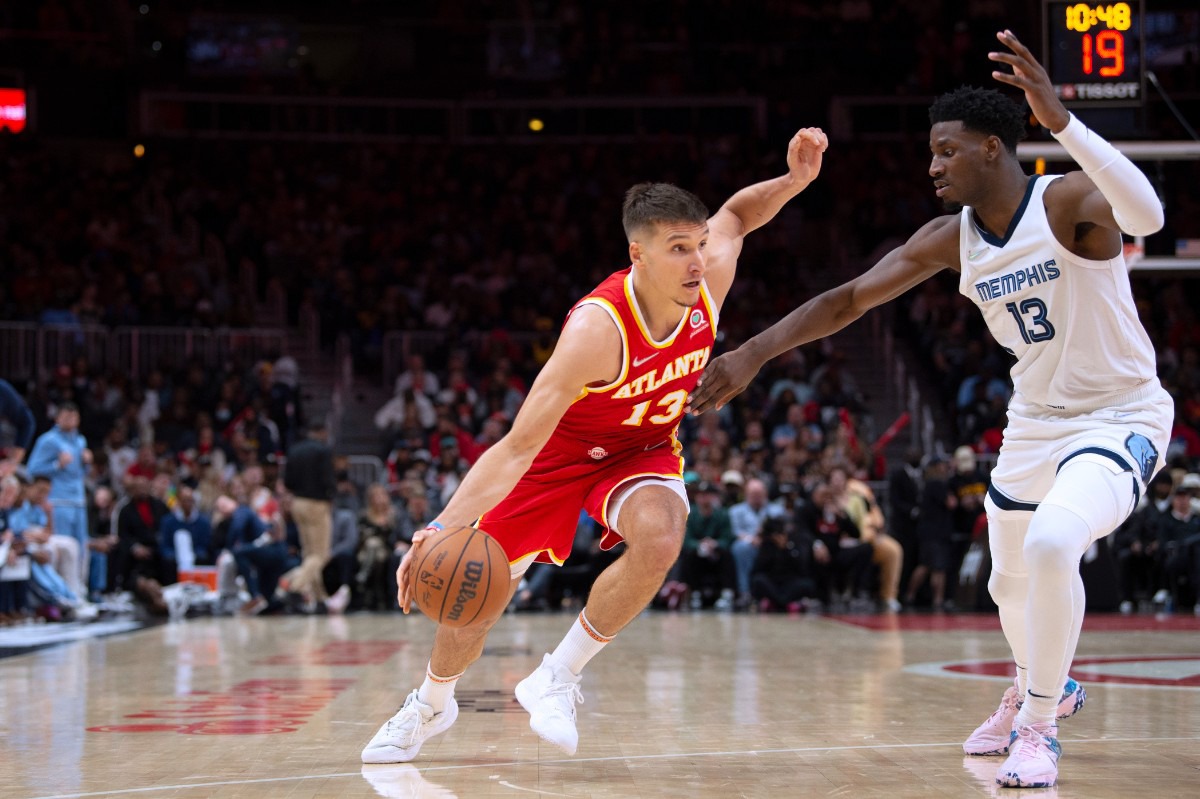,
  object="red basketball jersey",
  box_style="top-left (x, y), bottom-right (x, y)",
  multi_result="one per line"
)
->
top-left (478, 267), bottom-right (718, 568)
top-left (549, 267), bottom-right (718, 460)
